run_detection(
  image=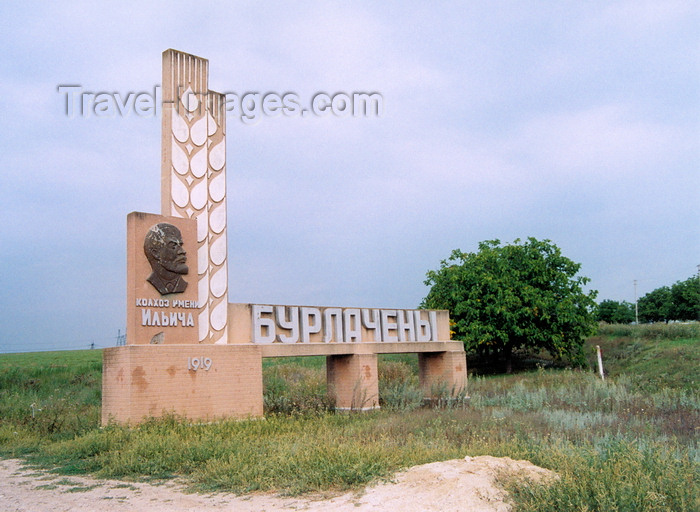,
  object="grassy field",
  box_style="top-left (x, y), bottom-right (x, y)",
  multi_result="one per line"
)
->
top-left (0, 323), bottom-right (698, 511)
